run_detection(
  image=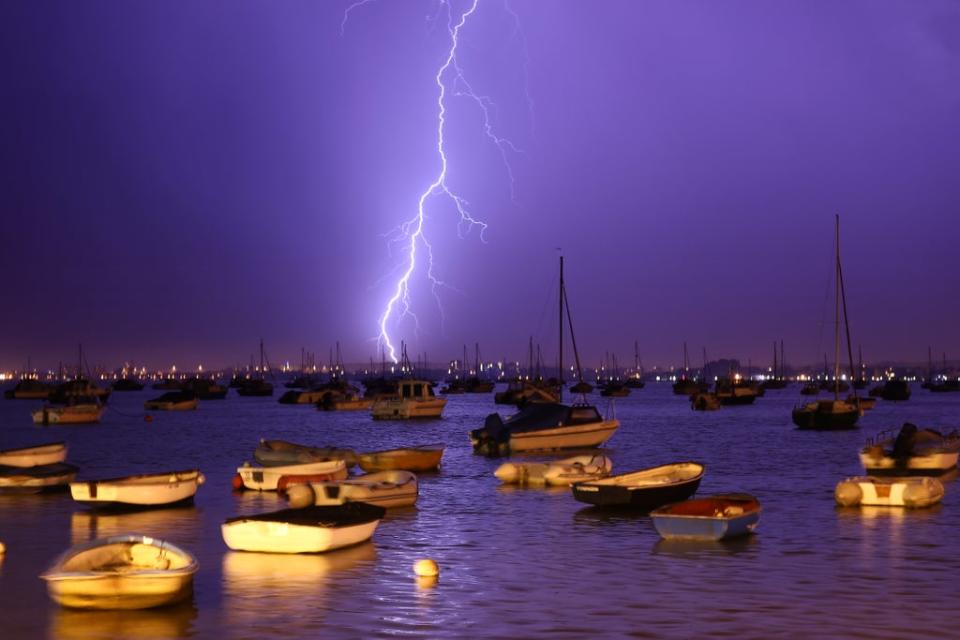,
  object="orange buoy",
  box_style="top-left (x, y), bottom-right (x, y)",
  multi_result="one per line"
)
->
top-left (144, 414), bottom-right (154, 423)
top-left (231, 473), bottom-right (245, 491)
